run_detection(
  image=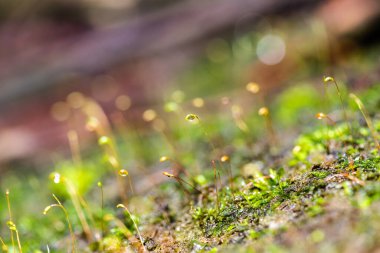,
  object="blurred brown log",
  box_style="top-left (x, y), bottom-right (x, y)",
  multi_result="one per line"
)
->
top-left (1, 0), bottom-right (380, 164)
top-left (0, 0), bottom-right (322, 107)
